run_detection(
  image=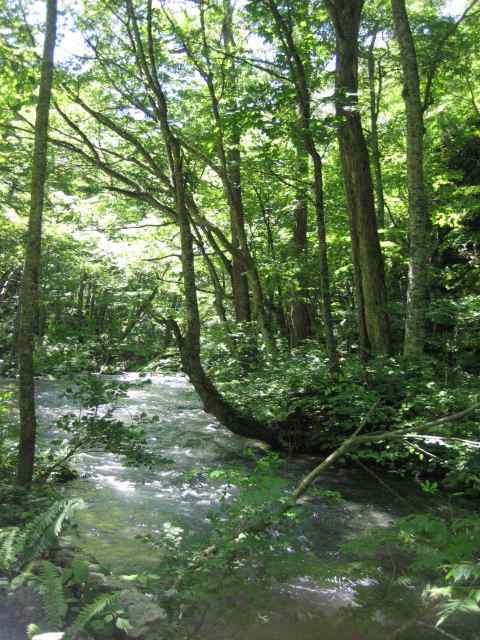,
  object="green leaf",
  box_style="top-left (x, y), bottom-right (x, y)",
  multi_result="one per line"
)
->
top-left (115, 617), bottom-right (133, 631)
